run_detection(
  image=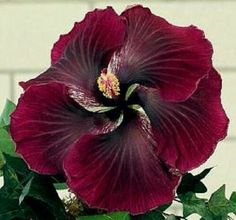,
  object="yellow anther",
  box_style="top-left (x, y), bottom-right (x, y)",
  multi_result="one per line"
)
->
top-left (97, 69), bottom-right (120, 99)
